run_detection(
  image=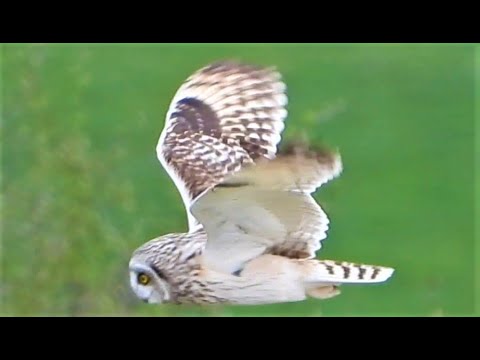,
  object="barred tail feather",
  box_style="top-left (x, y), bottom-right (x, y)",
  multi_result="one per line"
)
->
top-left (303, 259), bottom-right (395, 284)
